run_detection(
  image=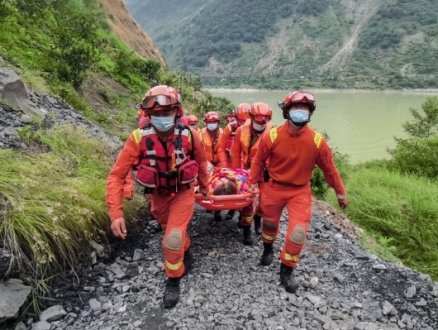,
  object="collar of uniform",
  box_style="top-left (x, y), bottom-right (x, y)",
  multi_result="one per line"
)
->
top-left (284, 121), bottom-right (310, 137)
